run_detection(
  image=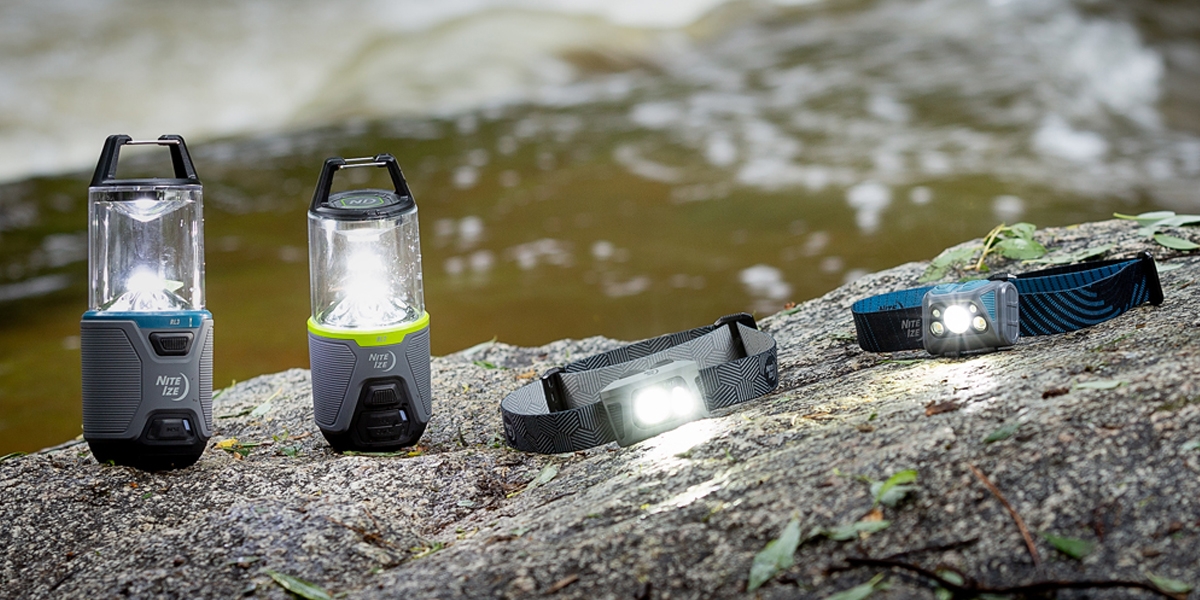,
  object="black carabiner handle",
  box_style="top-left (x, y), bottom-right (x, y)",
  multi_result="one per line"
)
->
top-left (90, 134), bottom-right (200, 186)
top-left (310, 153), bottom-right (412, 213)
